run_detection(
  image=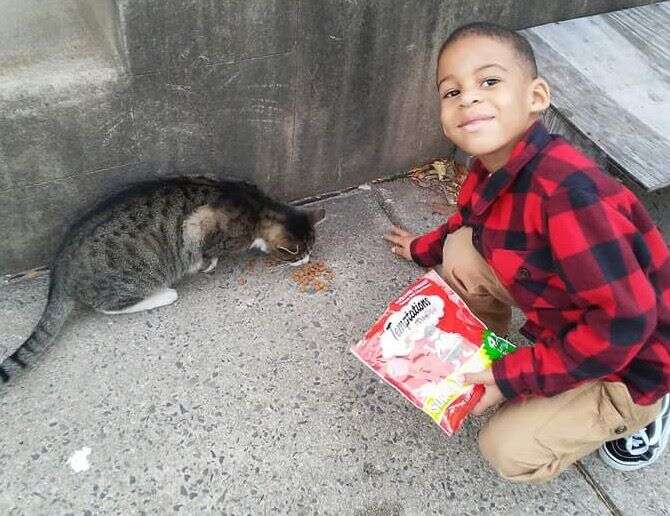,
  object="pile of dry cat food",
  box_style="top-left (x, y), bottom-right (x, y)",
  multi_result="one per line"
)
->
top-left (408, 158), bottom-right (467, 209)
top-left (292, 260), bottom-right (334, 292)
